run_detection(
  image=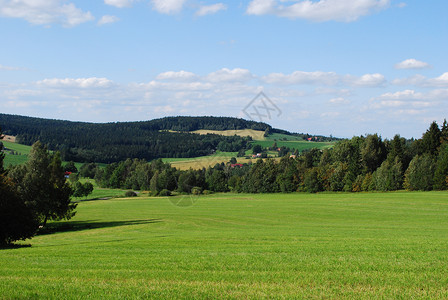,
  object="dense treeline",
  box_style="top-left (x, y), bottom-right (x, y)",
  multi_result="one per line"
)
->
top-left (91, 120), bottom-right (448, 194)
top-left (0, 114), bottom-right (255, 163)
top-left (0, 133), bottom-right (76, 245)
